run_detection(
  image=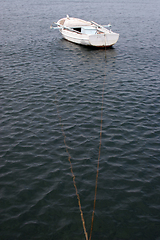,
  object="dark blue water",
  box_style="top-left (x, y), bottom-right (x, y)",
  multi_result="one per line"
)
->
top-left (1, 0), bottom-right (160, 239)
